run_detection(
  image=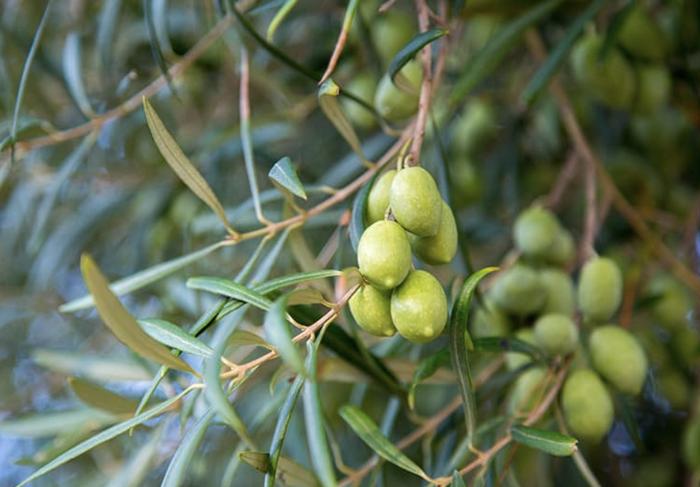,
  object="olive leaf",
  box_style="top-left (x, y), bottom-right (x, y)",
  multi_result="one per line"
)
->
top-left (187, 276), bottom-right (273, 311)
top-left (266, 375), bottom-right (305, 487)
top-left (269, 156), bottom-right (307, 200)
top-left (511, 424), bottom-right (578, 456)
top-left (80, 254), bottom-right (194, 374)
top-left (264, 295), bottom-right (307, 377)
top-left (63, 32), bottom-right (95, 118)
top-left (408, 349), bottom-right (451, 410)
top-left (388, 28), bottom-right (448, 82)
top-left (267, 0), bottom-right (299, 42)
top-left (161, 410), bottom-right (216, 487)
top-left (68, 377), bottom-right (139, 416)
top-left (240, 451), bottom-right (320, 487)
top-left (138, 318), bottom-right (214, 358)
top-left (318, 78), bottom-right (369, 166)
top-left (473, 337), bottom-right (545, 361)
top-left (143, 97), bottom-right (234, 234)
top-left (349, 173), bottom-right (378, 252)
